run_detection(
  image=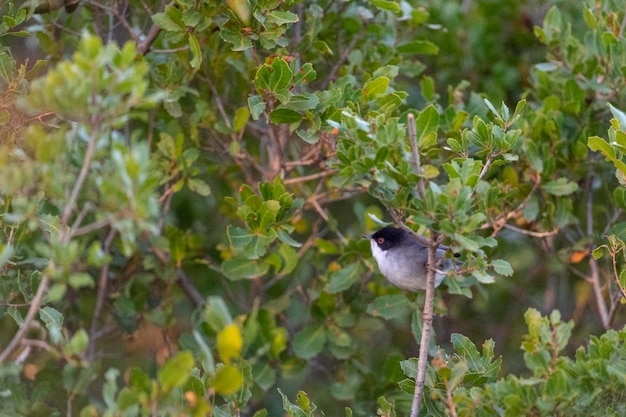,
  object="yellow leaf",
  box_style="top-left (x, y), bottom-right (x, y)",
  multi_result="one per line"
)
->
top-left (328, 261), bottom-right (341, 272)
top-left (217, 324), bottom-right (242, 365)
